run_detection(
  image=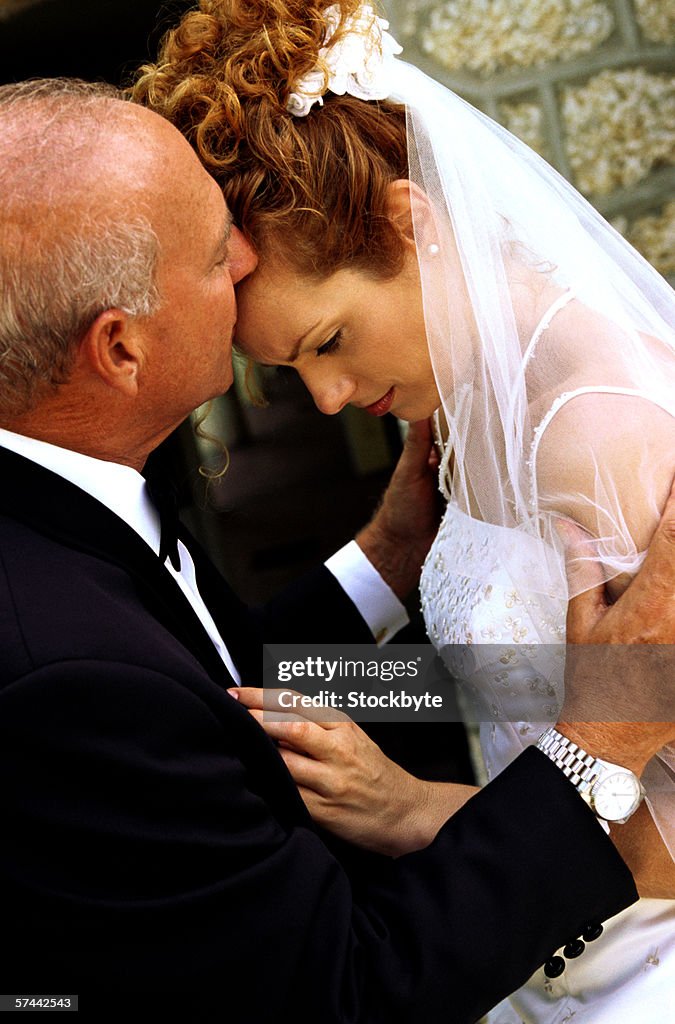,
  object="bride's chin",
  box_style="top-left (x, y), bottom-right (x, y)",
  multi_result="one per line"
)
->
top-left (396, 399), bottom-right (439, 423)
